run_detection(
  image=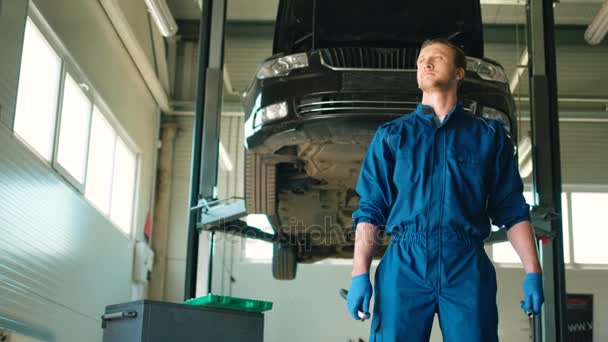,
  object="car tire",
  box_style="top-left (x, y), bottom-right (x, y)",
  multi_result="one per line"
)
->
top-left (272, 242), bottom-right (297, 280)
